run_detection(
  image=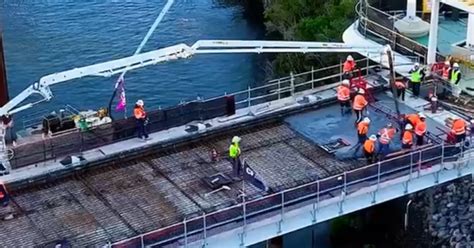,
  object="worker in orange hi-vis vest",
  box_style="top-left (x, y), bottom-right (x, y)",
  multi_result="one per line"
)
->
top-left (363, 135), bottom-right (377, 165)
top-left (377, 123), bottom-right (397, 158)
top-left (336, 79), bottom-right (351, 115)
top-left (343, 55), bottom-right (356, 80)
top-left (451, 118), bottom-right (467, 144)
top-left (402, 124), bottom-right (414, 149)
top-left (353, 88), bottom-right (368, 123)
